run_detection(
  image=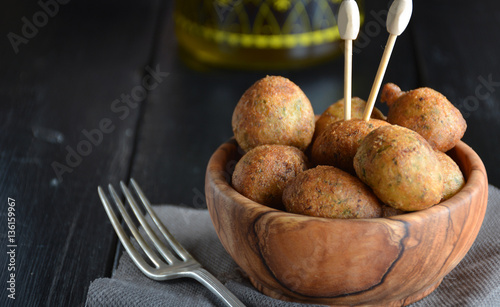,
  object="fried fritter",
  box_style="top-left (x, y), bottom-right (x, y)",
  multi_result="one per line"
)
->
top-left (314, 97), bottom-right (386, 139)
top-left (283, 165), bottom-right (383, 219)
top-left (435, 150), bottom-right (465, 200)
top-left (381, 205), bottom-right (406, 218)
top-left (381, 83), bottom-right (466, 152)
top-left (232, 76), bottom-right (315, 152)
top-left (232, 145), bottom-right (309, 210)
top-left (311, 119), bottom-right (390, 174)
top-left (354, 125), bottom-right (444, 211)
